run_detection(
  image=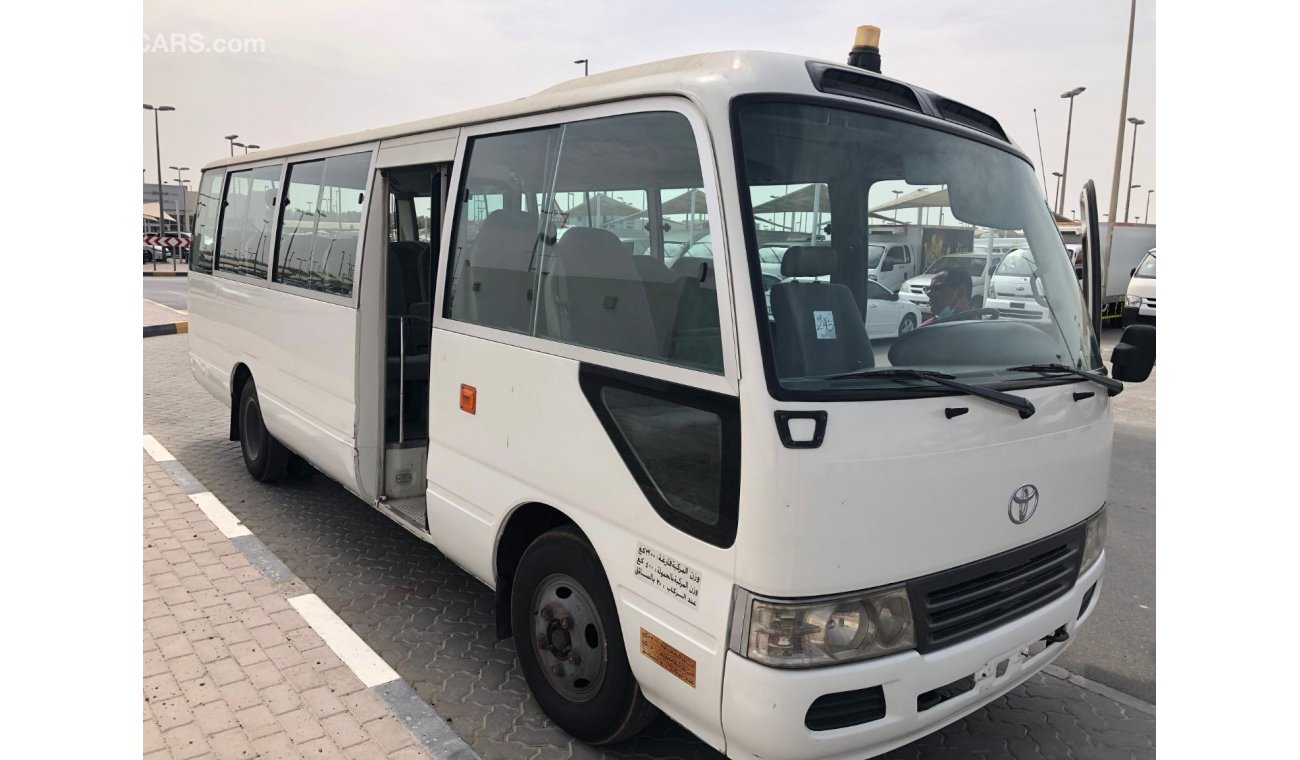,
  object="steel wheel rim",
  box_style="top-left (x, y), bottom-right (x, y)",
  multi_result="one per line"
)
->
top-left (241, 397), bottom-right (263, 460)
top-left (530, 573), bottom-right (607, 702)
